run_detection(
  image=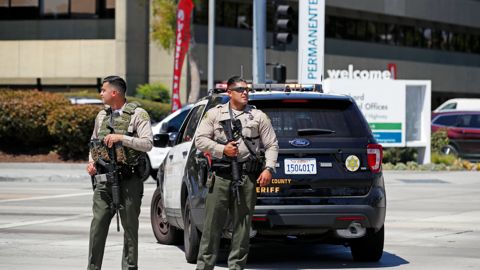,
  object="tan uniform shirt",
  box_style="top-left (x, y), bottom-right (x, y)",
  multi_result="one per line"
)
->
top-left (195, 102), bottom-right (279, 169)
top-left (88, 103), bottom-right (153, 162)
